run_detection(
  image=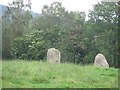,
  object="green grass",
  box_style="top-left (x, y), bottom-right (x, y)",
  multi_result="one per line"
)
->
top-left (2, 60), bottom-right (118, 88)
